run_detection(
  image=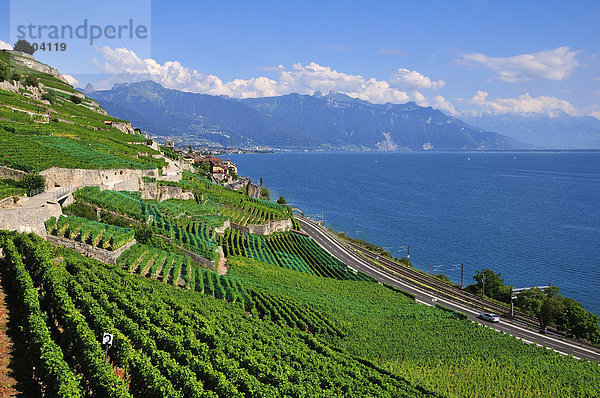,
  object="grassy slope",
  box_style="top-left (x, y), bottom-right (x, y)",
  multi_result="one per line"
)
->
top-left (228, 256), bottom-right (600, 398)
